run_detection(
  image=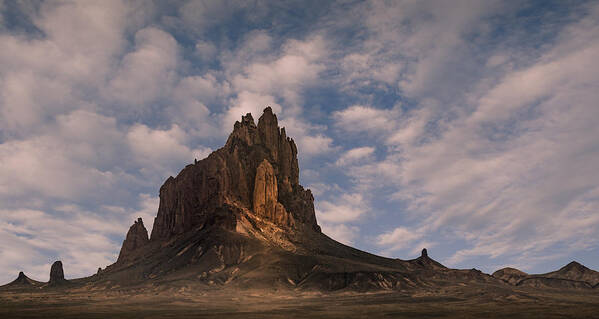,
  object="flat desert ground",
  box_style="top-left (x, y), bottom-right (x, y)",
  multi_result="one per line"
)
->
top-left (1, 283), bottom-right (598, 318)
